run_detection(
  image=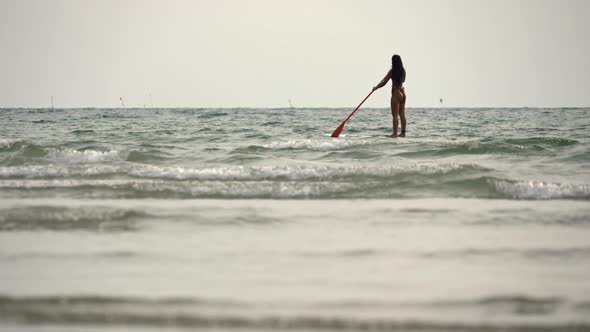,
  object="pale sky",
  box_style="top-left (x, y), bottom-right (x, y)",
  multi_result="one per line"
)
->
top-left (1, 0), bottom-right (589, 108)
